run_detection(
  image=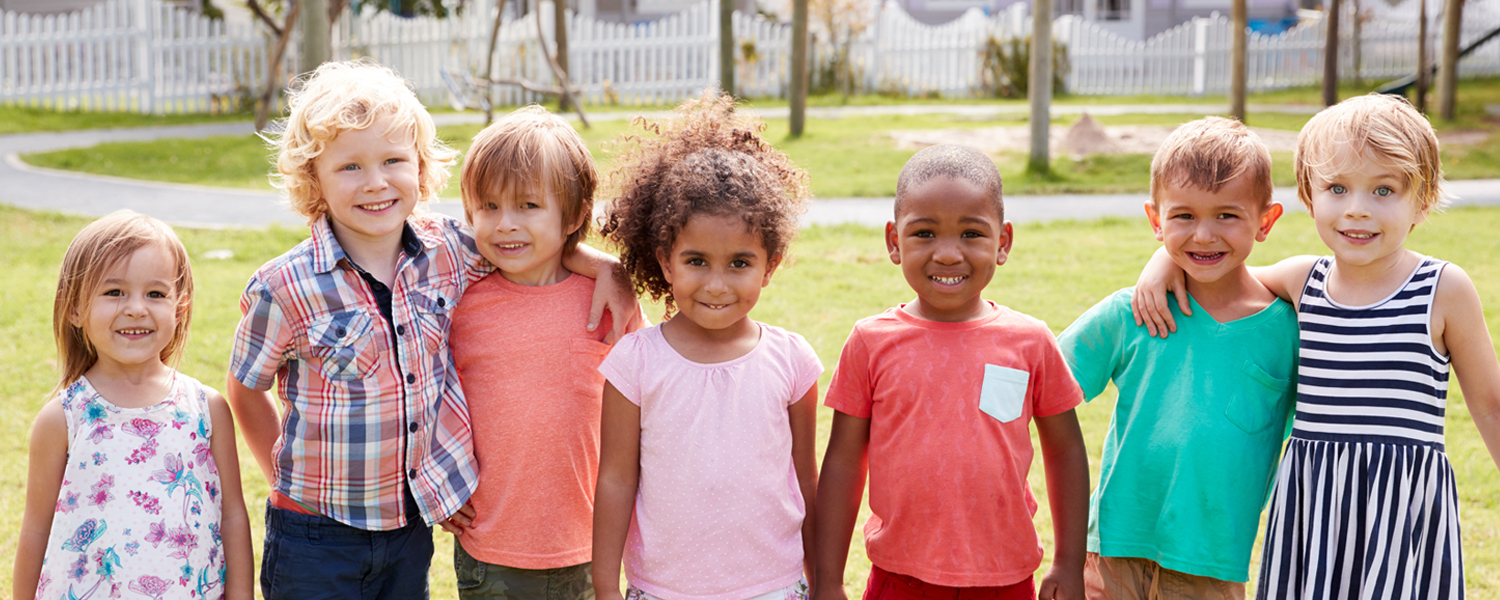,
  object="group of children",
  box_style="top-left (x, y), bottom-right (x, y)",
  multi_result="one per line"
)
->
top-left (11, 58), bottom-right (1500, 600)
